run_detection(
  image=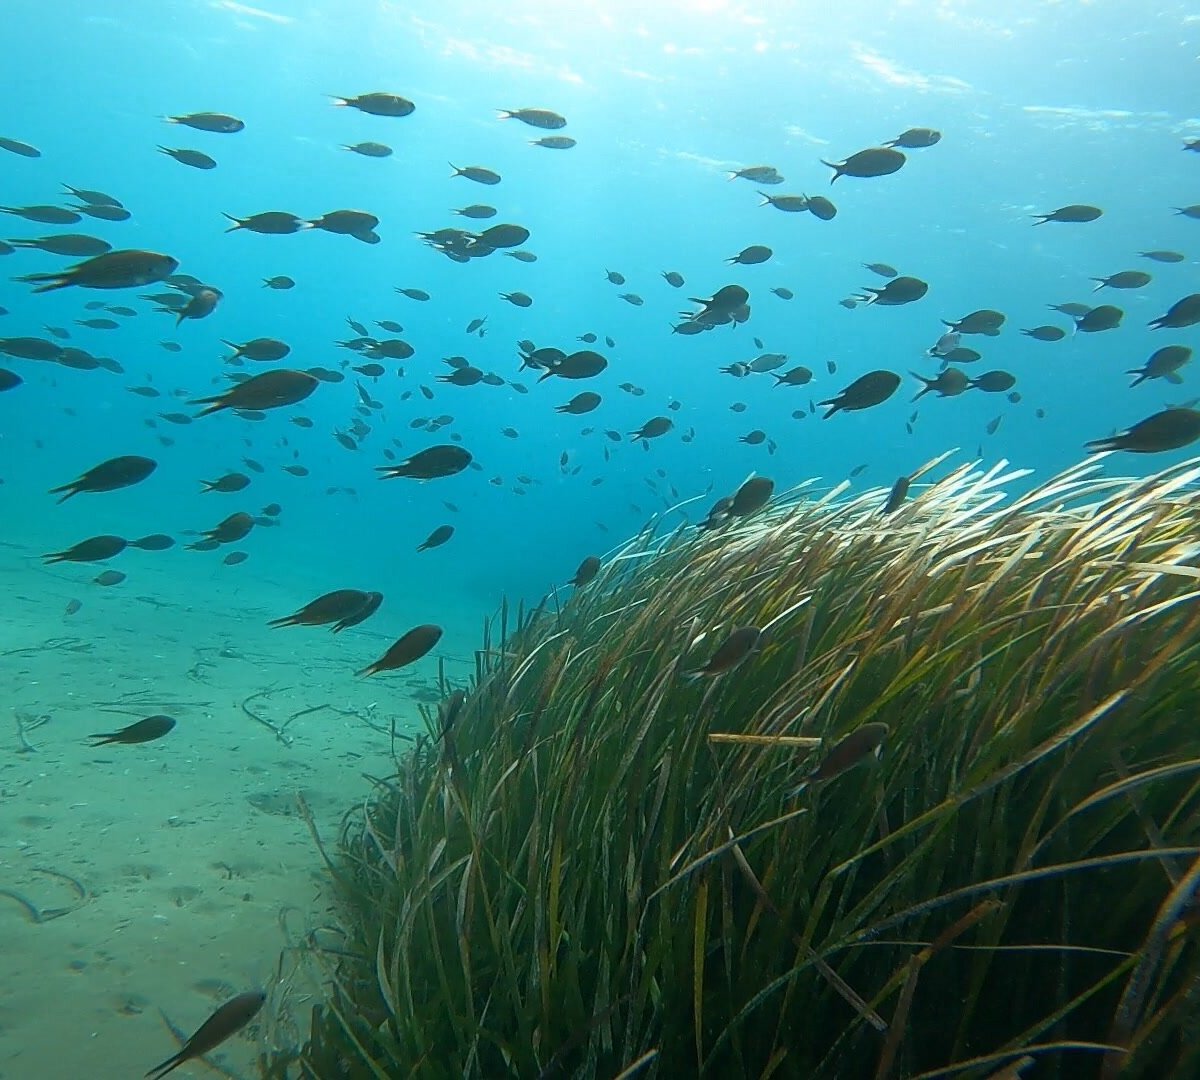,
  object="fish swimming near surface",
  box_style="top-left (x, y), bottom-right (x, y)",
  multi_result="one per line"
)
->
top-left (144, 989), bottom-right (265, 1079)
